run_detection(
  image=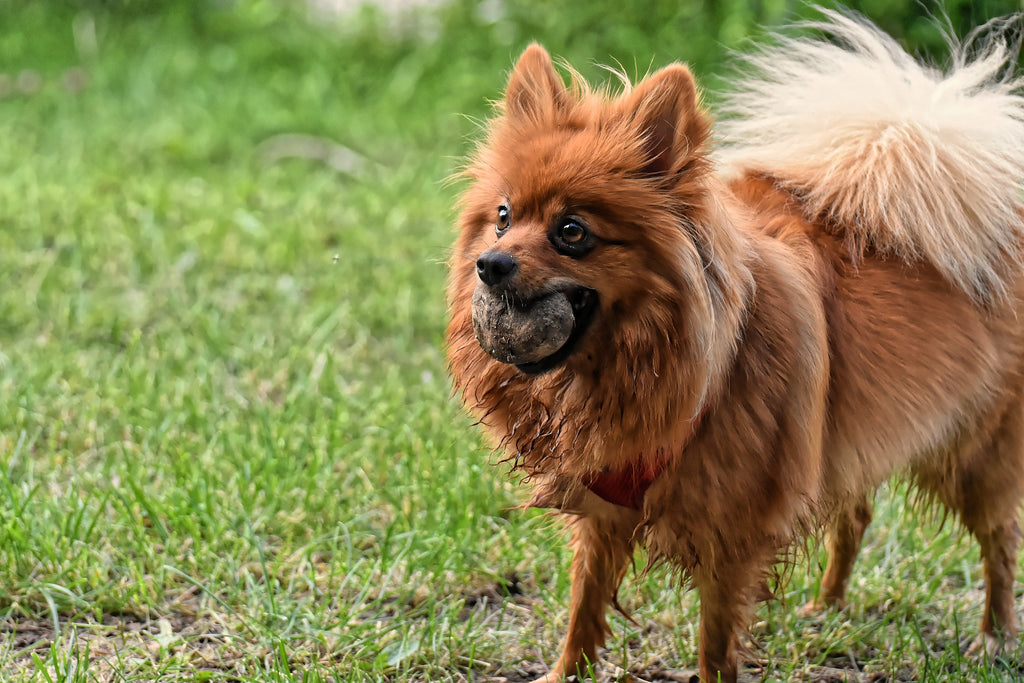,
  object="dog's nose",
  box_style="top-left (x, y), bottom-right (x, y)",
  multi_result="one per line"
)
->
top-left (476, 250), bottom-right (518, 287)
